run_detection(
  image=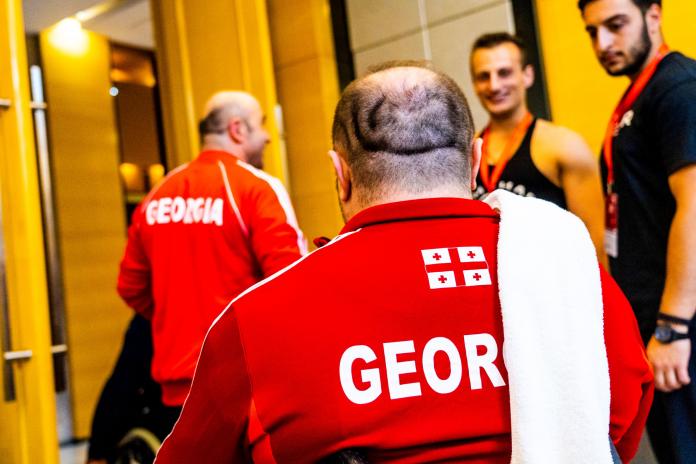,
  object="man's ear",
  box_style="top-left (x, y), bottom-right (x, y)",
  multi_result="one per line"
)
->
top-left (645, 3), bottom-right (662, 36)
top-left (522, 64), bottom-right (535, 89)
top-left (227, 118), bottom-right (245, 144)
top-left (328, 149), bottom-right (351, 202)
top-left (470, 137), bottom-right (483, 192)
